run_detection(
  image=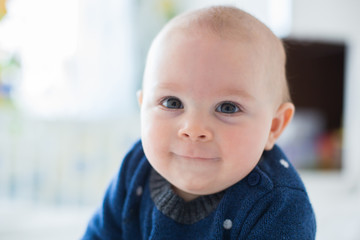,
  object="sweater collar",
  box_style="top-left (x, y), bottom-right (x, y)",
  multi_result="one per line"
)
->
top-left (149, 168), bottom-right (225, 224)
